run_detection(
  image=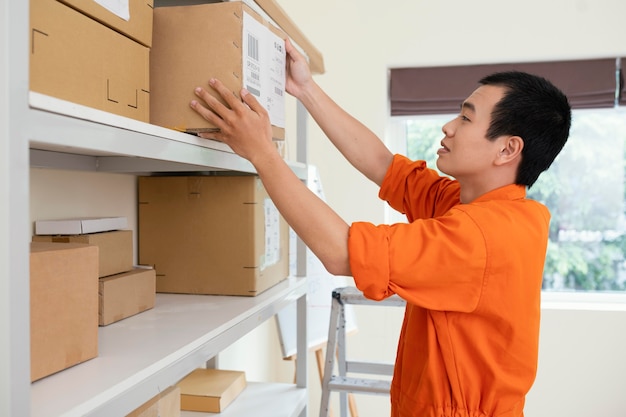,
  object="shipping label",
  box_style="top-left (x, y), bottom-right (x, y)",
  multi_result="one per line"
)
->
top-left (94, 0), bottom-right (130, 21)
top-left (263, 198), bottom-right (281, 270)
top-left (243, 12), bottom-right (286, 128)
